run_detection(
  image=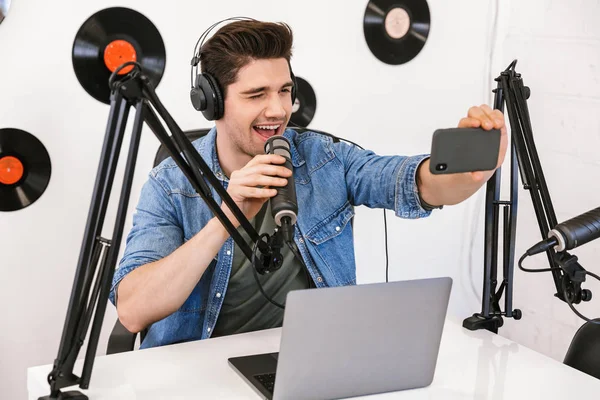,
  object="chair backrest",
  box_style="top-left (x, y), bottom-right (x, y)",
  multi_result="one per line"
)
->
top-left (153, 128), bottom-right (211, 167)
top-left (563, 318), bottom-right (600, 380)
